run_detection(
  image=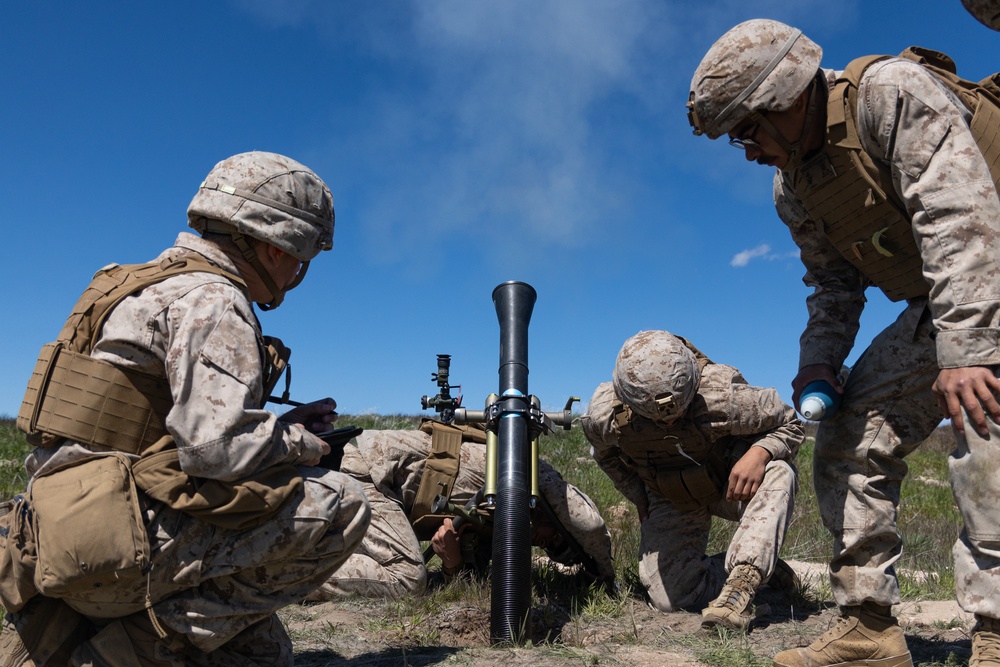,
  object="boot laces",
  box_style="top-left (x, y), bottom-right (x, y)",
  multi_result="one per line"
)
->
top-left (711, 567), bottom-right (756, 611)
top-left (812, 613), bottom-right (857, 646)
top-left (974, 629), bottom-right (1000, 663)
